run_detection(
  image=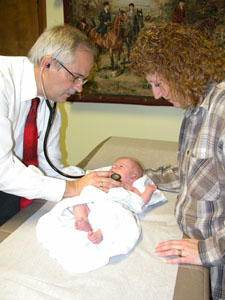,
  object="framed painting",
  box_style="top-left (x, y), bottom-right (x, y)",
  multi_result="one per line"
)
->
top-left (63, 0), bottom-right (224, 106)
